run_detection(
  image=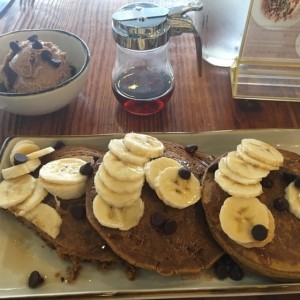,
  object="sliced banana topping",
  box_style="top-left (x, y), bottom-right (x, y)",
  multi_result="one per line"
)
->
top-left (93, 195), bottom-right (144, 231)
top-left (94, 173), bottom-right (141, 208)
top-left (23, 203), bottom-right (62, 239)
top-left (2, 158), bottom-right (41, 180)
top-left (91, 133), bottom-right (160, 230)
top-left (0, 174), bottom-right (36, 209)
top-left (236, 145), bottom-right (279, 171)
top-left (123, 132), bottom-right (165, 158)
top-left (241, 139), bottom-right (284, 167)
top-left (40, 177), bottom-right (86, 200)
top-left (218, 157), bottom-right (261, 185)
top-left (285, 181), bottom-right (300, 219)
top-left (219, 196), bottom-right (274, 247)
top-left (215, 139), bottom-right (284, 199)
top-left (145, 157), bottom-right (181, 189)
top-left (155, 166), bottom-right (201, 209)
top-left (215, 170), bottom-right (262, 198)
top-left (26, 146), bottom-right (55, 160)
top-left (226, 151), bottom-right (269, 179)
top-left (10, 179), bottom-right (48, 216)
top-left (97, 163), bottom-right (144, 194)
top-left (108, 139), bottom-right (150, 166)
top-left (102, 151), bottom-right (145, 181)
top-left (9, 140), bottom-right (40, 165)
top-left (39, 158), bottom-right (88, 184)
